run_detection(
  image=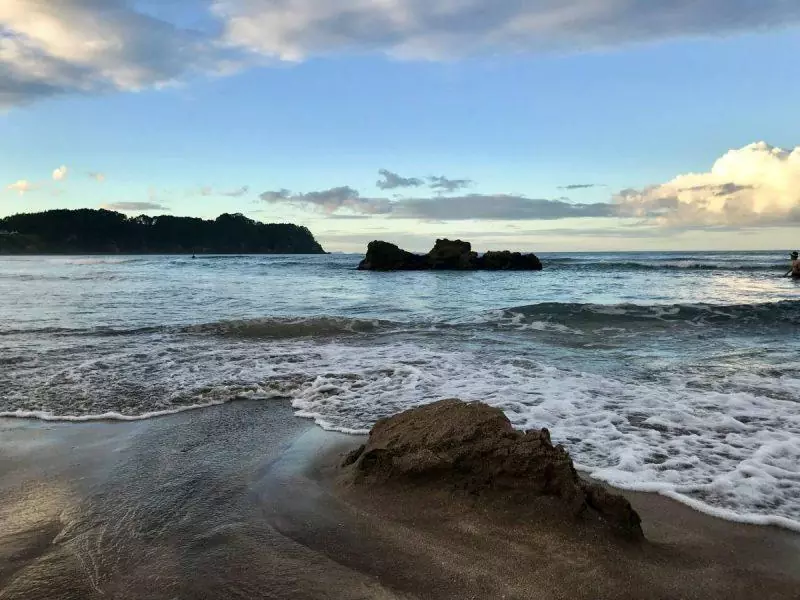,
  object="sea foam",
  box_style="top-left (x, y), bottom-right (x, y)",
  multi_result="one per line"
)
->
top-left (2, 304), bottom-right (799, 531)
